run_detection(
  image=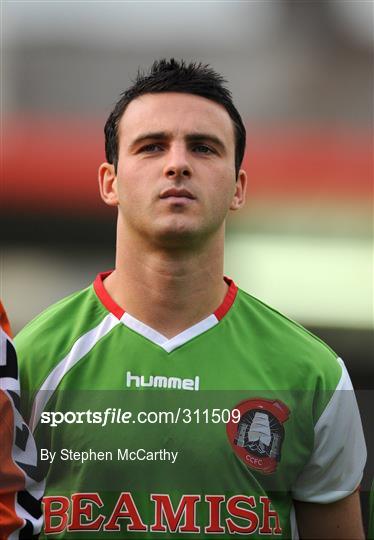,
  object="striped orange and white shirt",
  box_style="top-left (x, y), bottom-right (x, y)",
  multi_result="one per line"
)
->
top-left (0, 302), bottom-right (45, 539)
